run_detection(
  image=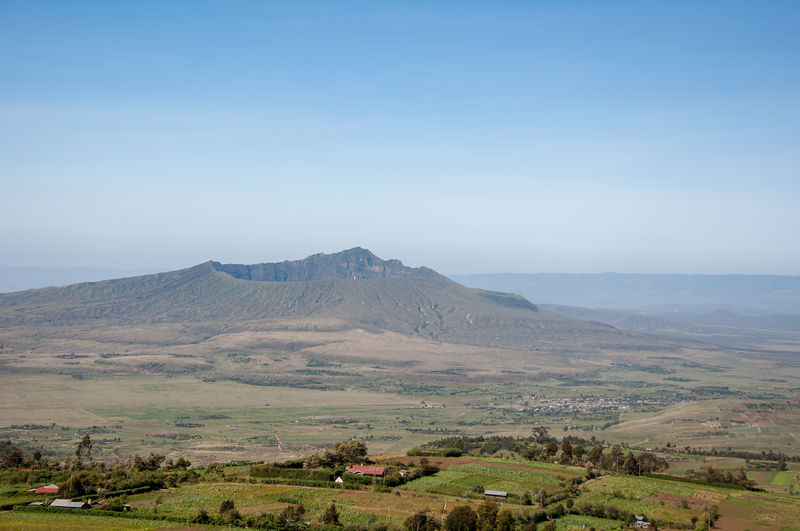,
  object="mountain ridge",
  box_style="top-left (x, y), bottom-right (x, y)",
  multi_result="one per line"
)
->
top-left (212, 247), bottom-right (435, 282)
top-left (1, 249), bottom-right (597, 350)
